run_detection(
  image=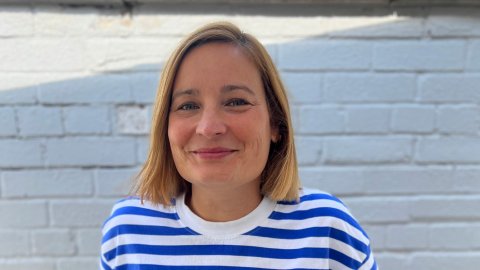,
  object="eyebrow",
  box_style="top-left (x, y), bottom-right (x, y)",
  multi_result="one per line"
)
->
top-left (172, 84), bottom-right (256, 101)
top-left (171, 88), bottom-right (199, 101)
top-left (221, 84), bottom-right (256, 96)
